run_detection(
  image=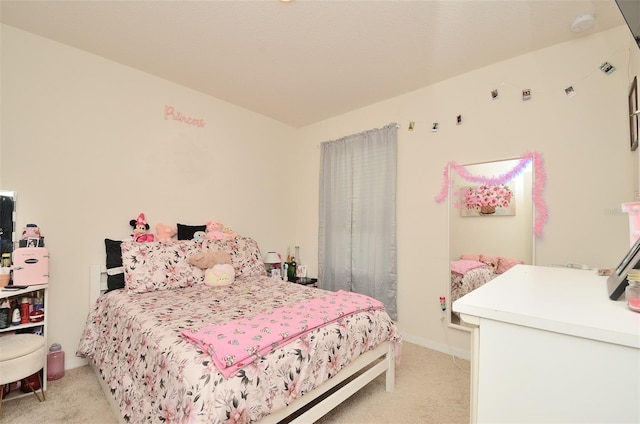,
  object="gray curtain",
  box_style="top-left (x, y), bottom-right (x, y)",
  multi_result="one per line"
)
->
top-left (318, 123), bottom-right (397, 320)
